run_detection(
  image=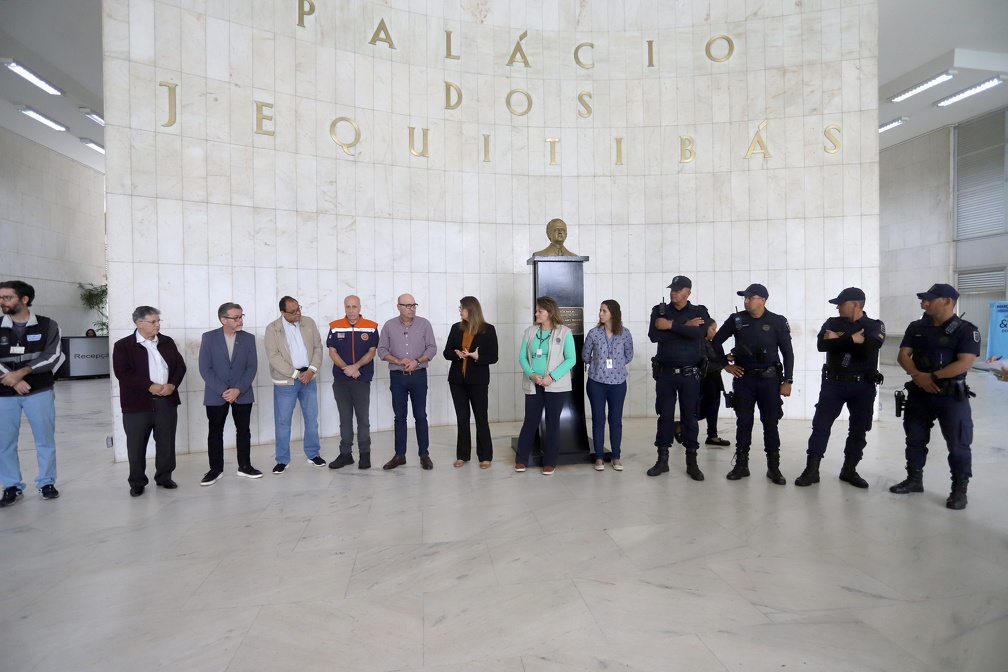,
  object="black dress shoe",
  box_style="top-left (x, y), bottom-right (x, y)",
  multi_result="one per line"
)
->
top-left (420, 455), bottom-right (434, 470)
top-left (383, 456), bottom-right (407, 470)
top-left (157, 479), bottom-right (178, 489)
top-left (130, 486), bottom-right (144, 497)
top-left (358, 453), bottom-right (371, 470)
top-left (329, 453), bottom-right (354, 469)
top-left (705, 436), bottom-right (731, 447)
